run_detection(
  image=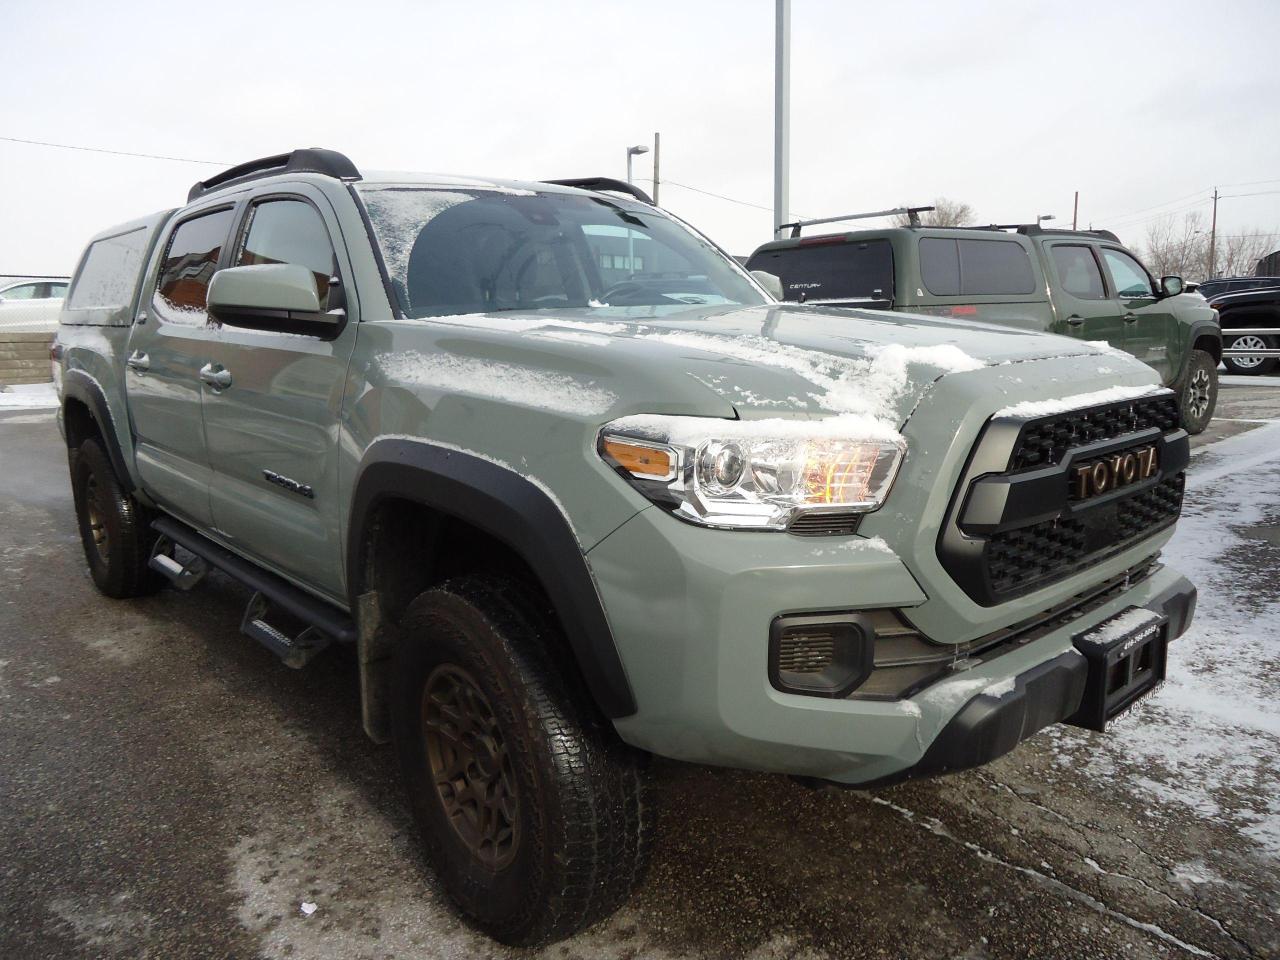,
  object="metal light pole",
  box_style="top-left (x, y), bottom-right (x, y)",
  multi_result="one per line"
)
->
top-left (774, 0), bottom-right (791, 238)
top-left (652, 132), bottom-right (661, 205)
top-left (1037, 213), bottom-right (1056, 226)
top-left (625, 144), bottom-right (649, 185)
top-left (625, 144), bottom-right (649, 274)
